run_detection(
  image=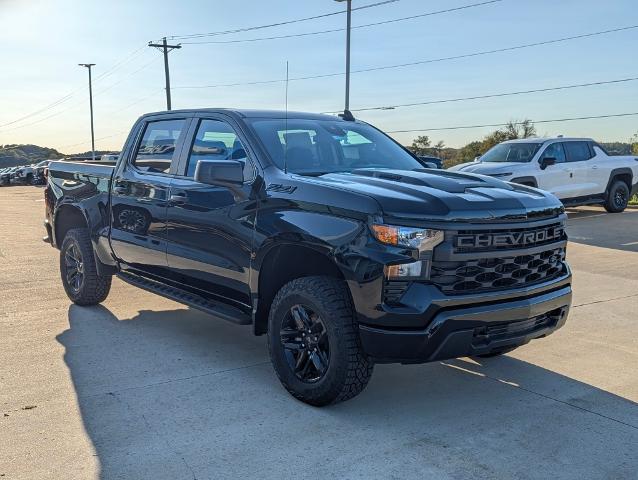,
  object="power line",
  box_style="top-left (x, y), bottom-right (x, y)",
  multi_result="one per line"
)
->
top-left (387, 112), bottom-right (638, 133)
top-left (182, 0), bottom-right (503, 45)
top-left (58, 130), bottom-right (130, 152)
top-left (0, 44), bottom-right (149, 129)
top-left (166, 0), bottom-right (399, 41)
top-left (322, 76), bottom-right (638, 113)
top-left (0, 56), bottom-right (161, 134)
top-left (173, 24), bottom-right (638, 90)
